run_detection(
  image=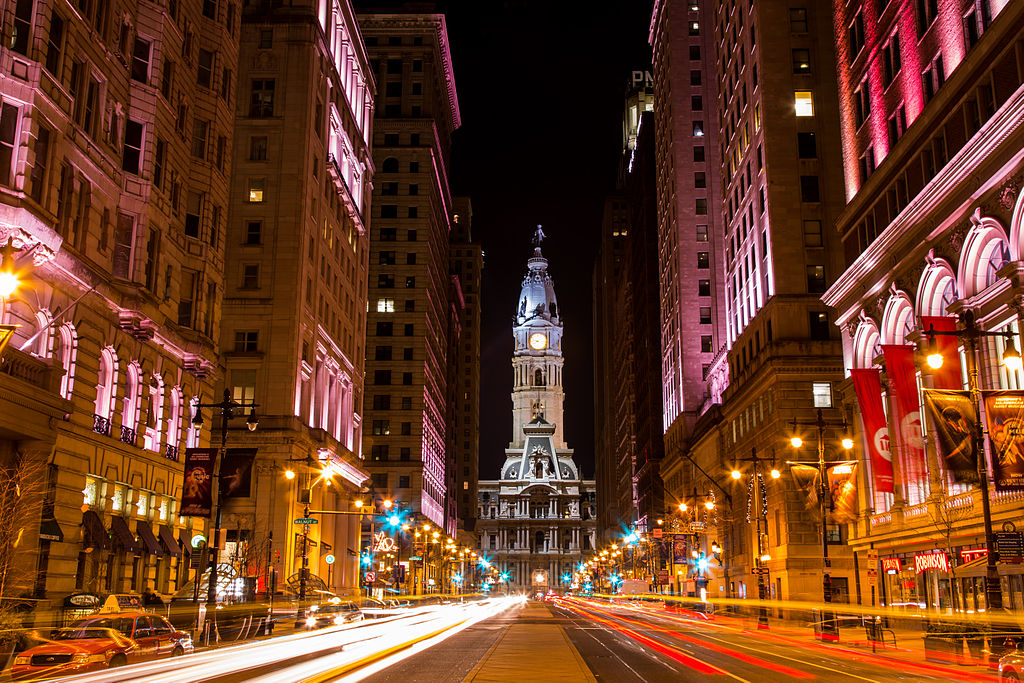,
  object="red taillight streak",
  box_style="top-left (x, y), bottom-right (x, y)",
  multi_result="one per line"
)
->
top-left (575, 602), bottom-right (814, 679)
top-left (561, 603), bottom-right (725, 675)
